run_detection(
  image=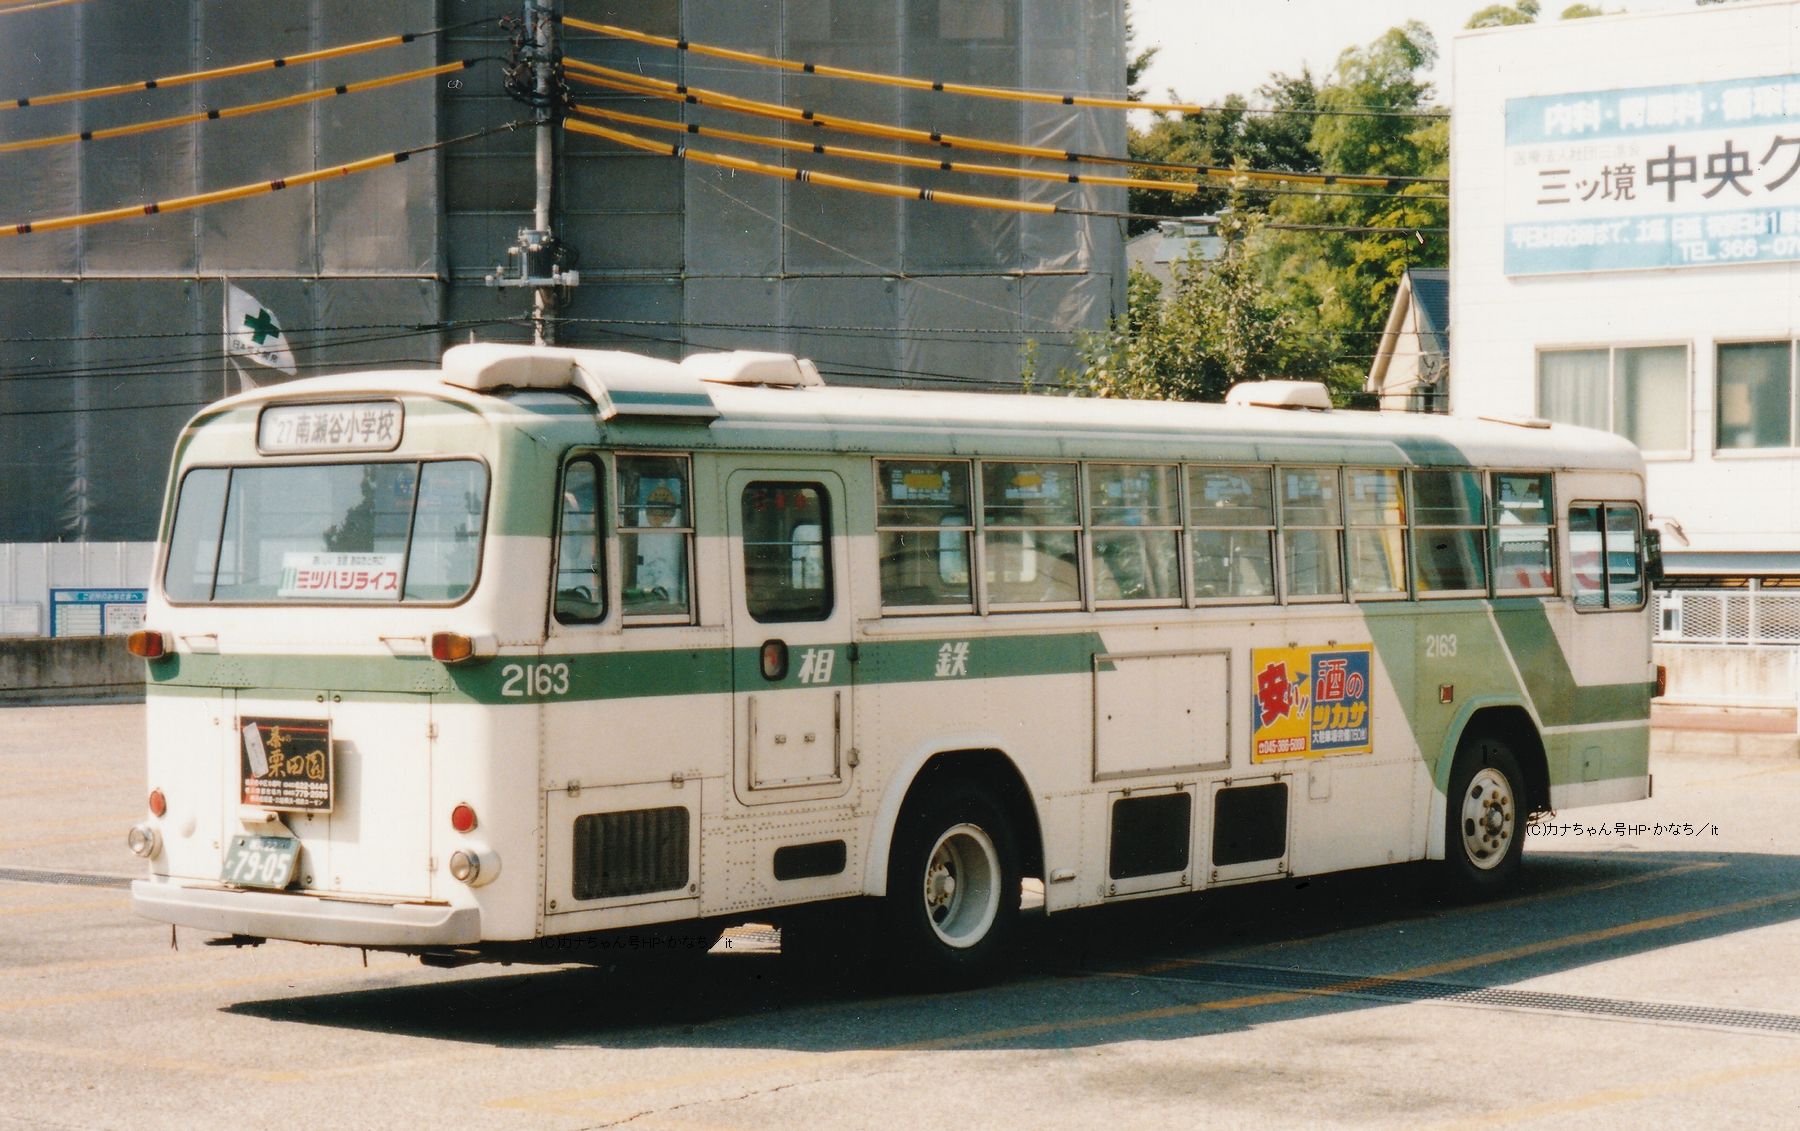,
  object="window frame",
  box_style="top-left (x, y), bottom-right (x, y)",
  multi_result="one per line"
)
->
top-left (1713, 337), bottom-right (1799, 457)
top-left (1276, 465), bottom-right (1347, 604)
top-left (1489, 470), bottom-right (1557, 598)
top-left (158, 456), bottom-right (491, 608)
top-left (1536, 342), bottom-right (1692, 460)
top-left (873, 457), bottom-right (976, 616)
top-left (1343, 467), bottom-right (1410, 602)
top-left (739, 479), bottom-right (836, 625)
top-left (615, 451), bottom-right (698, 627)
top-left (1185, 463), bottom-right (1279, 607)
top-left (978, 459), bottom-right (1085, 613)
top-left (551, 453), bottom-right (608, 628)
top-left (1409, 468), bottom-right (1490, 600)
top-left (1085, 461), bottom-right (1185, 609)
top-left (1568, 500), bottom-right (1648, 613)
